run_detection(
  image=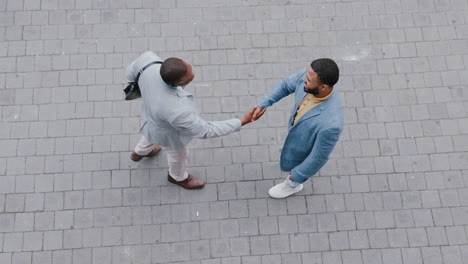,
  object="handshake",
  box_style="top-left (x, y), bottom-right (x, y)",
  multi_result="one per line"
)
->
top-left (240, 105), bottom-right (268, 126)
